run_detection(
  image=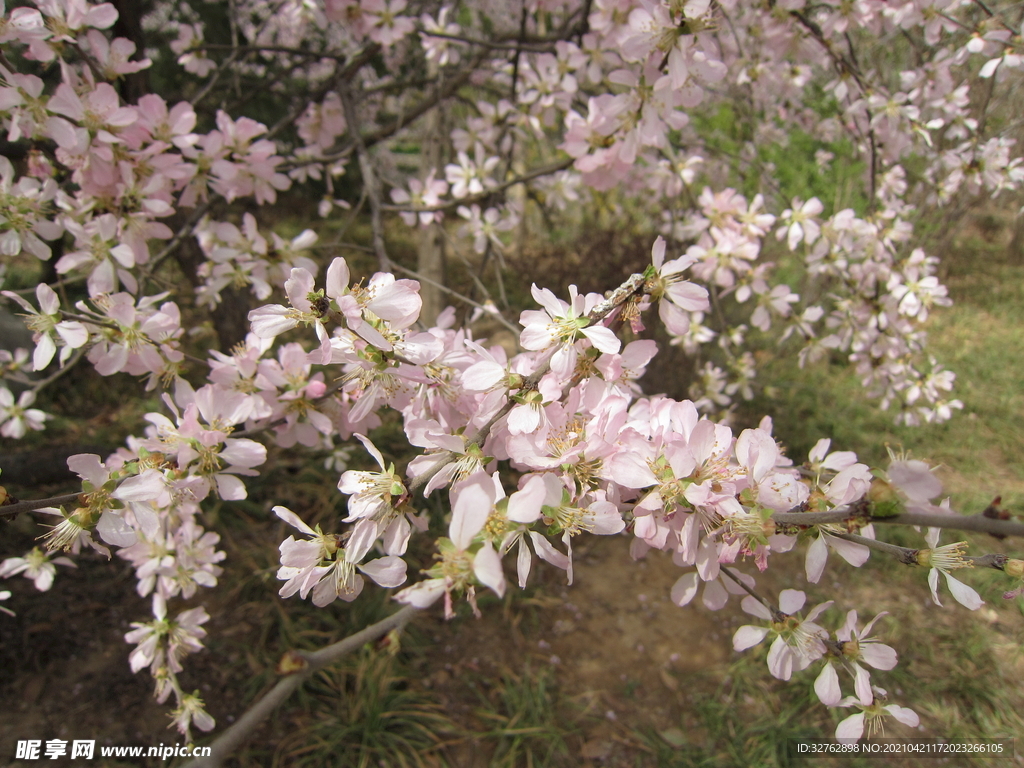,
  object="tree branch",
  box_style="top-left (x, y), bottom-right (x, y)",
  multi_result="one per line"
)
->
top-left (339, 84), bottom-right (391, 272)
top-left (0, 493), bottom-right (81, 519)
top-left (388, 262), bottom-right (522, 336)
top-left (772, 508), bottom-right (1024, 538)
top-left (183, 604), bottom-right (421, 768)
top-left (419, 30), bottom-right (556, 53)
top-left (382, 158), bottom-right (575, 214)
